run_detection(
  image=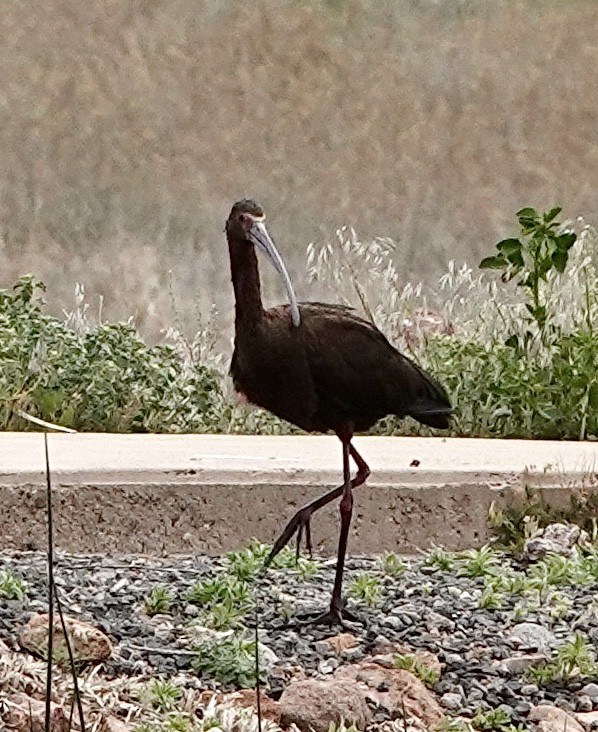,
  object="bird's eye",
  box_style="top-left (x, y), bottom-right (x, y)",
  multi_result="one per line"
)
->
top-left (239, 213), bottom-right (248, 225)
